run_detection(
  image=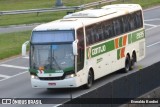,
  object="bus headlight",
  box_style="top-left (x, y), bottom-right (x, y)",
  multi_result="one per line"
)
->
top-left (65, 74), bottom-right (76, 79)
top-left (31, 75), bottom-right (38, 79)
